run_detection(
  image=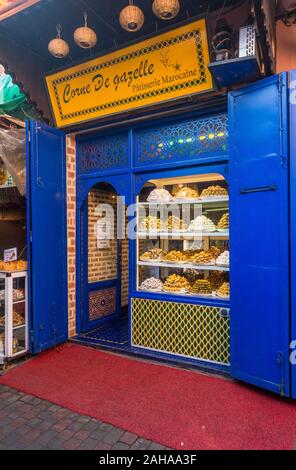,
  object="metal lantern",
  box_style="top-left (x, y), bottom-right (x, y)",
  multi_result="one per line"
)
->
top-left (152, 0), bottom-right (180, 20)
top-left (48, 25), bottom-right (69, 59)
top-left (74, 12), bottom-right (97, 49)
top-left (119, 0), bottom-right (144, 32)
